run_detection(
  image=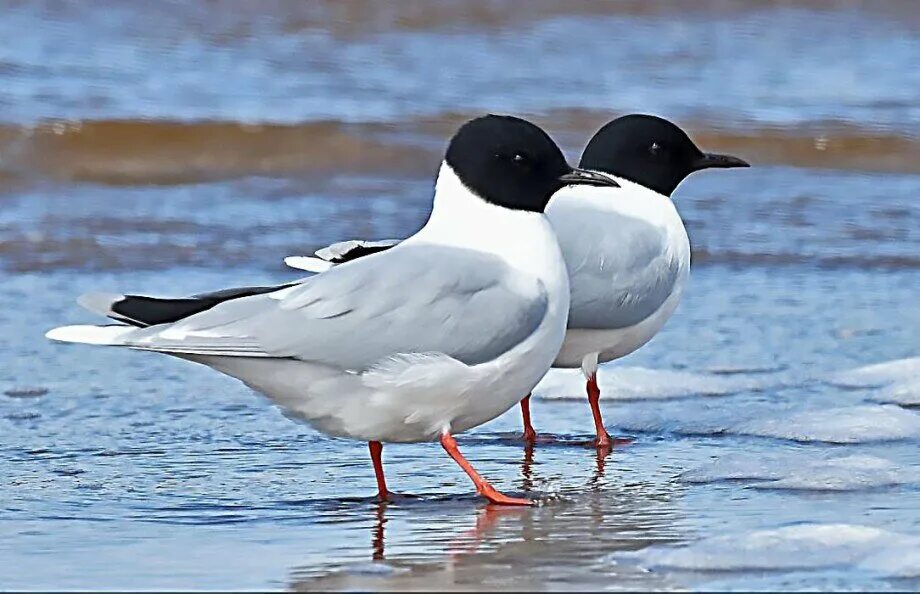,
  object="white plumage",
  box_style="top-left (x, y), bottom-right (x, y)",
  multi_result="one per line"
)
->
top-left (285, 174), bottom-right (690, 385)
top-left (47, 164), bottom-right (570, 444)
top-left (283, 112), bottom-right (749, 447)
top-left (546, 175), bottom-right (690, 374)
